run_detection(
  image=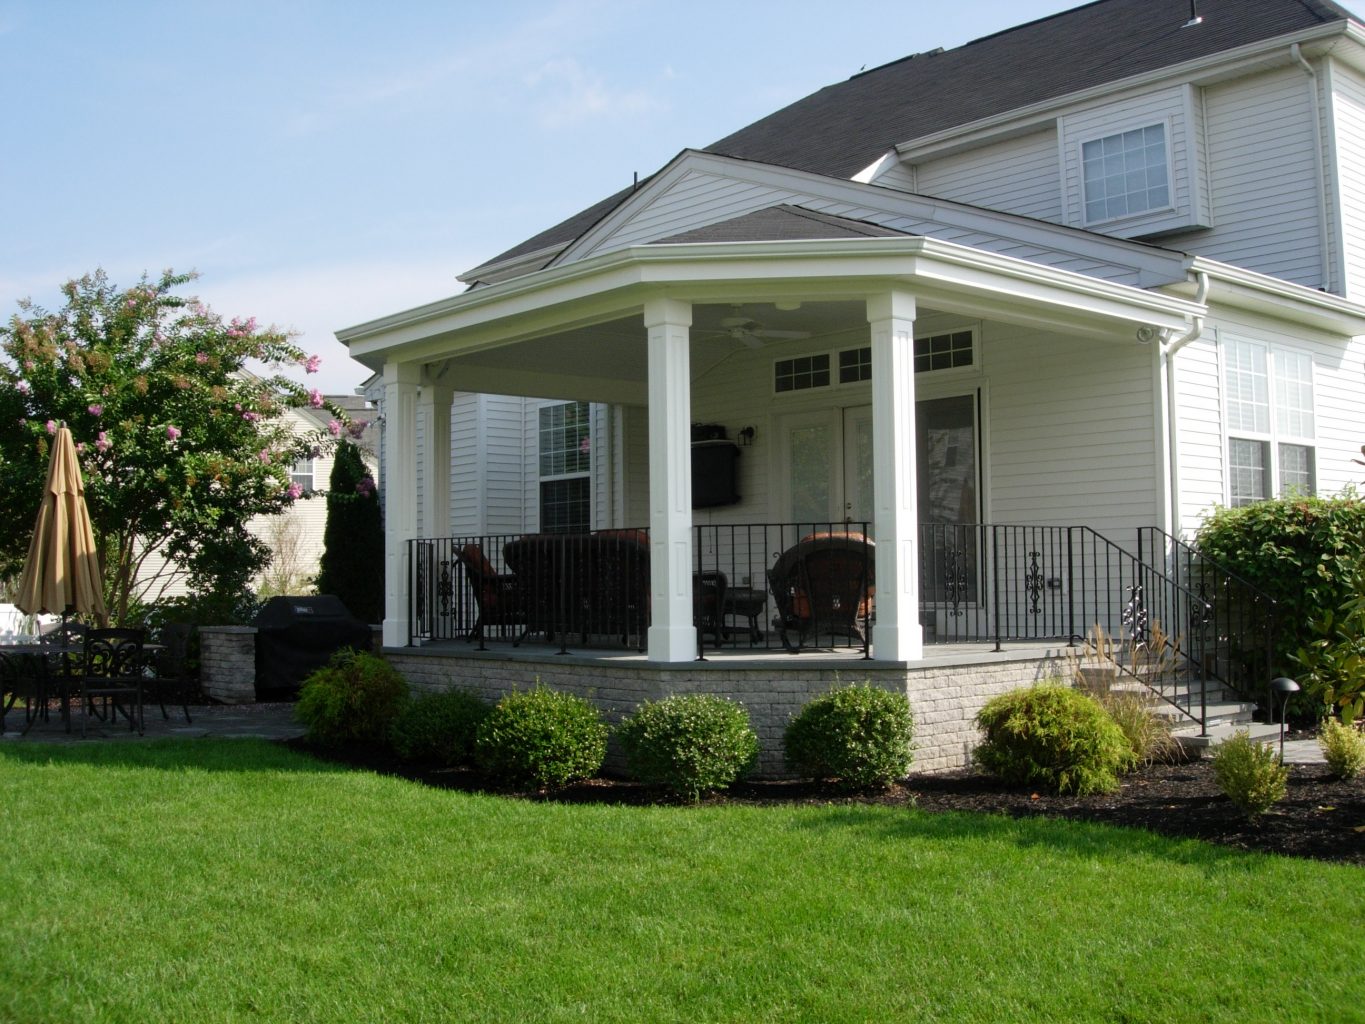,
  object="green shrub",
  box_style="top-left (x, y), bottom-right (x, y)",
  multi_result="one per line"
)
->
top-left (294, 649), bottom-right (409, 747)
top-left (617, 695), bottom-right (758, 801)
top-left (1101, 692), bottom-right (1178, 767)
top-left (474, 686), bottom-right (607, 789)
top-left (973, 683), bottom-right (1135, 795)
top-left (1317, 717), bottom-right (1365, 780)
top-left (1212, 731), bottom-right (1288, 817)
top-left (390, 690), bottom-right (490, 767)
top-left (783, 684), bottom-right (915, 789)
top-left (1291, 564), bottom-right (1365, 723)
